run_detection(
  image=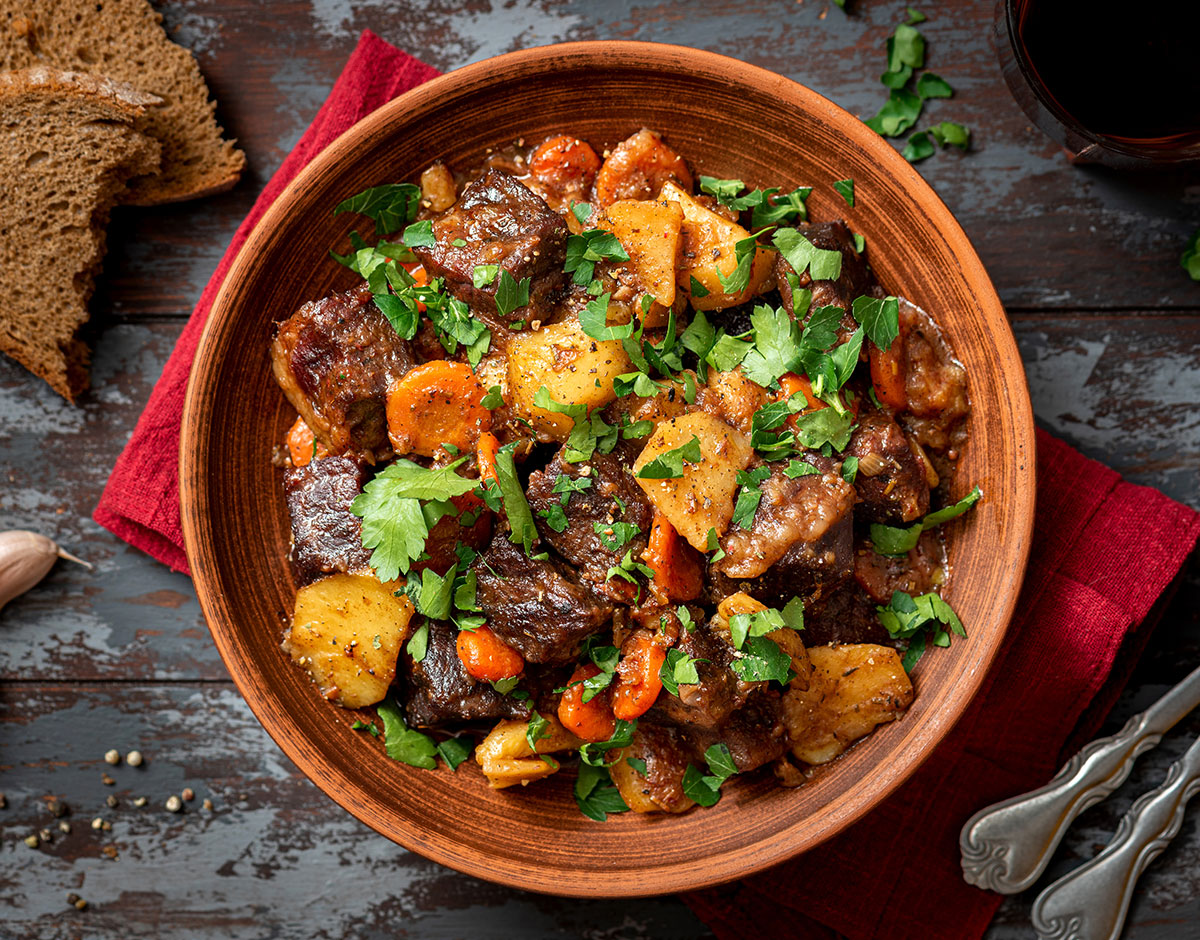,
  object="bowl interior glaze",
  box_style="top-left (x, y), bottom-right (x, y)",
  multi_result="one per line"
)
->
top-left (181, 41), bottom-right (1035, 897)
